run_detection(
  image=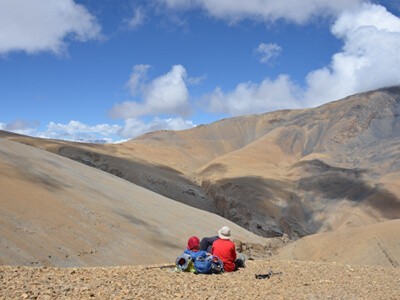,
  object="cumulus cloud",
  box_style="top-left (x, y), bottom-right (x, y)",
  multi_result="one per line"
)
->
top-left (205, 75), bottom-right (301, 116)
top-left (159, 0), bottom-right (364, 24)
top-left (41, 120), bottom-right (121, 143)
top-left (111, 65), bottom-right (191, 119)
top-left (46, 120), bottom-right (120, 136)
top-left (118, 117), bottom-right (195, 139)
top-left (0, 0), bottom-right (101, 55)
top-left (0, 120), bottom-right (122, 143)
top-left (304, 3), bottom-right (400, 106)
top-left (255, 42), bottom-right (282, 64)
top-left (204, 3), bottom-right (400, 115)
top-left (41, 118), bottom-right (195, 142)
top-left (0, 117), bottom-right (196, 143)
